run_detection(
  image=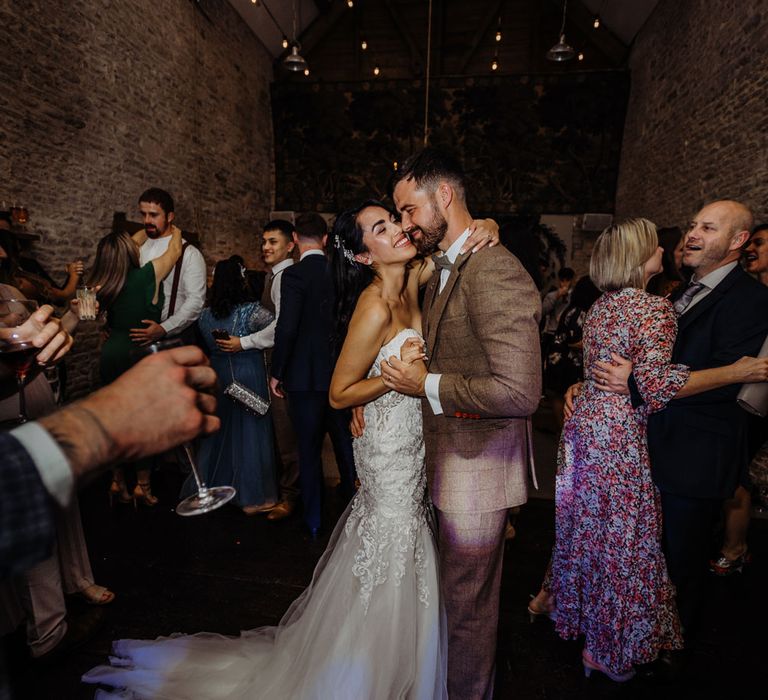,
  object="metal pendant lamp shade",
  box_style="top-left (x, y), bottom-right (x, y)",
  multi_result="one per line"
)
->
top-left (283, 44), bottom-right (308, 72)
top-left (283, 0), bottom-right (308, 73)
top-left (547, 0), bottom-right (575, 62)
top-left (547, 34), bottom-right (575, 62)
